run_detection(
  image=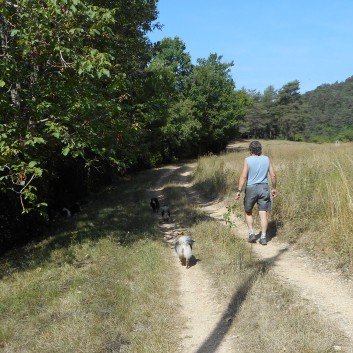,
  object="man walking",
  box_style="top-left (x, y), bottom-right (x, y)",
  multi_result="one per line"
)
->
top-left (235, 141), bottom-right (277, 245)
